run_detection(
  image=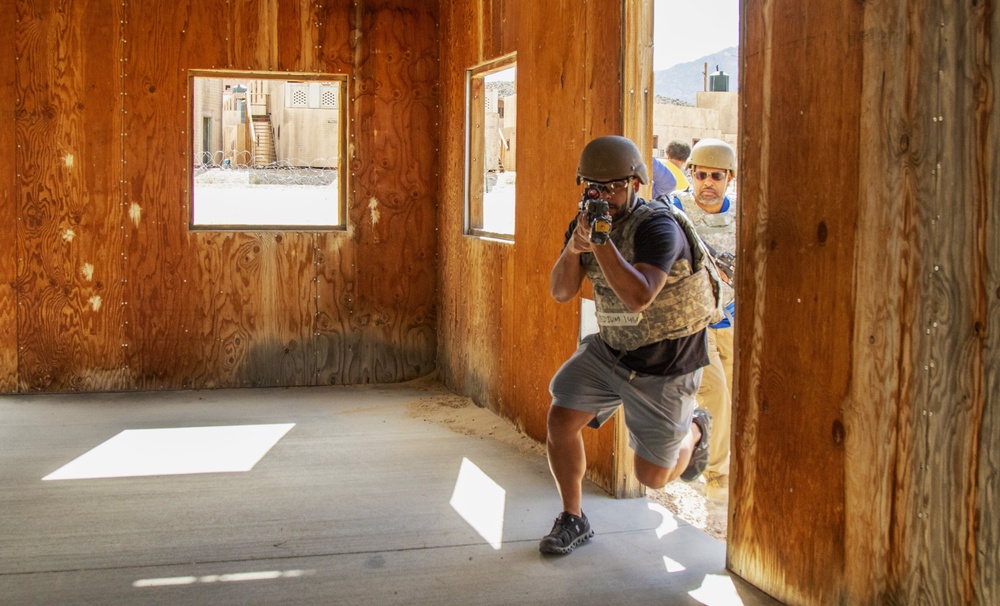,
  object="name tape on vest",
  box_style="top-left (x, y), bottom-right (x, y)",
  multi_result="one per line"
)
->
top-left (596, 311), bottom-right (644, 326)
